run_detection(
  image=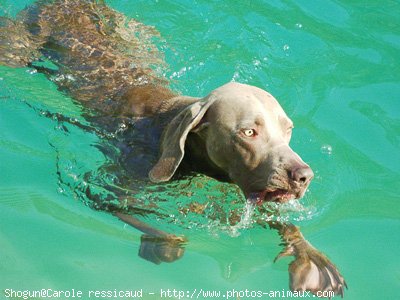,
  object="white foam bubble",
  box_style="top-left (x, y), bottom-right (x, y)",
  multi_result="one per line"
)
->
top-left (321, 144), bottom-right (333, 155)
